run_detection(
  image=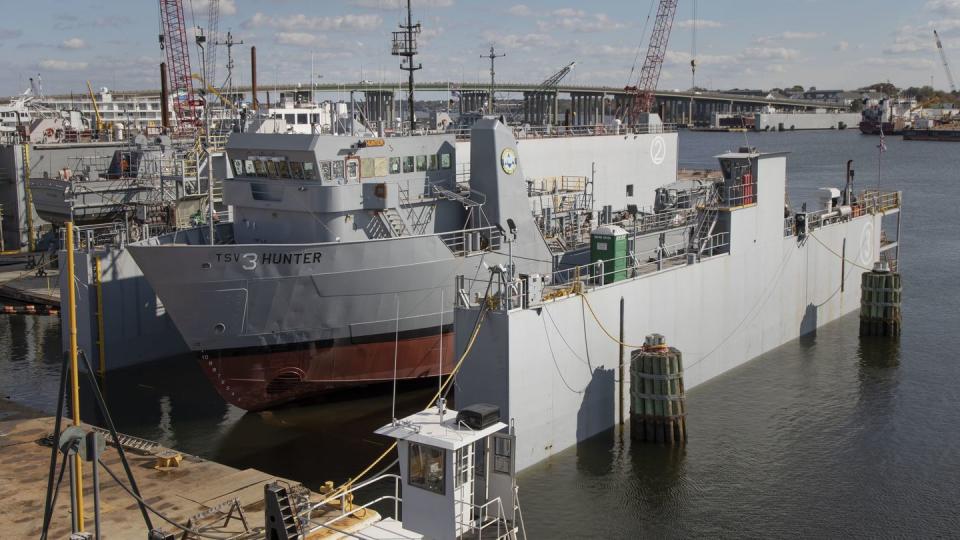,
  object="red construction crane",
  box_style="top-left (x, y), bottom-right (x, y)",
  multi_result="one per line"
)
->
top-left (624, 0), bottom-right (679, 123)
top-left (158, 0), bottom-right (199, 130)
